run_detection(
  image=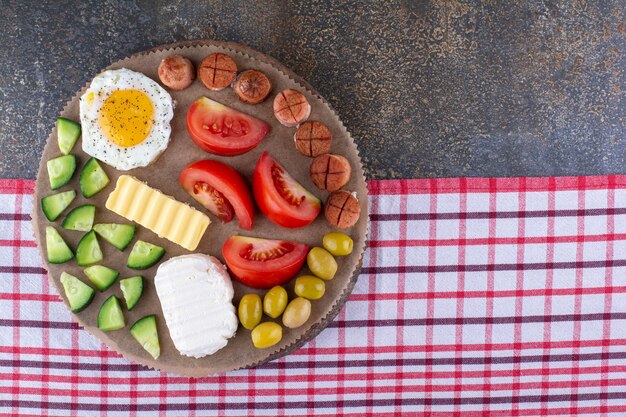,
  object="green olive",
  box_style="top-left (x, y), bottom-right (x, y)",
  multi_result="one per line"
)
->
top-left (238, 294), bottom-right (262, 330)
top-left (263, 286), bottom-right (288, 318)
top-left (282, 297), bottom-right (312, 329)
top-left (294, 275), bottom-right (326, 300)
top-left (323, 232), bottom-right (354, 256)
top-left (251, 322), bottom-right (283, 348)
top-left (307, 247), bottom-right (338, 280)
